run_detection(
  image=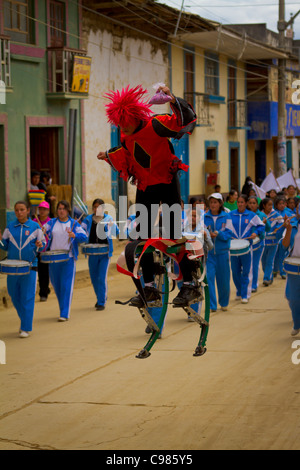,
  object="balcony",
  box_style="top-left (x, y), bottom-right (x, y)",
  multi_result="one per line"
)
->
top-left (47, 47), bottom-right (91, 99)
top-left (0, 35), bottom-right (11, 88)
top-left (227, 99), bottom-right (250, 130)
top-left (184, 92), bottom-right (210, 126)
